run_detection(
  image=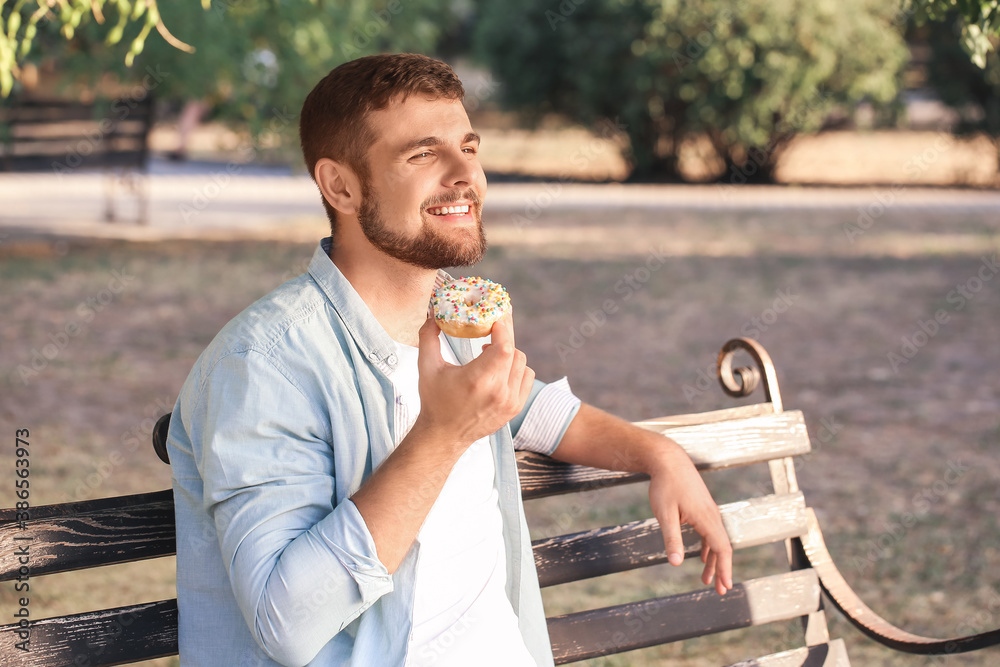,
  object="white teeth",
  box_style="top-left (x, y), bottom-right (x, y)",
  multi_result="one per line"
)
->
top-left (428, 205), bottom-right (470, 215)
